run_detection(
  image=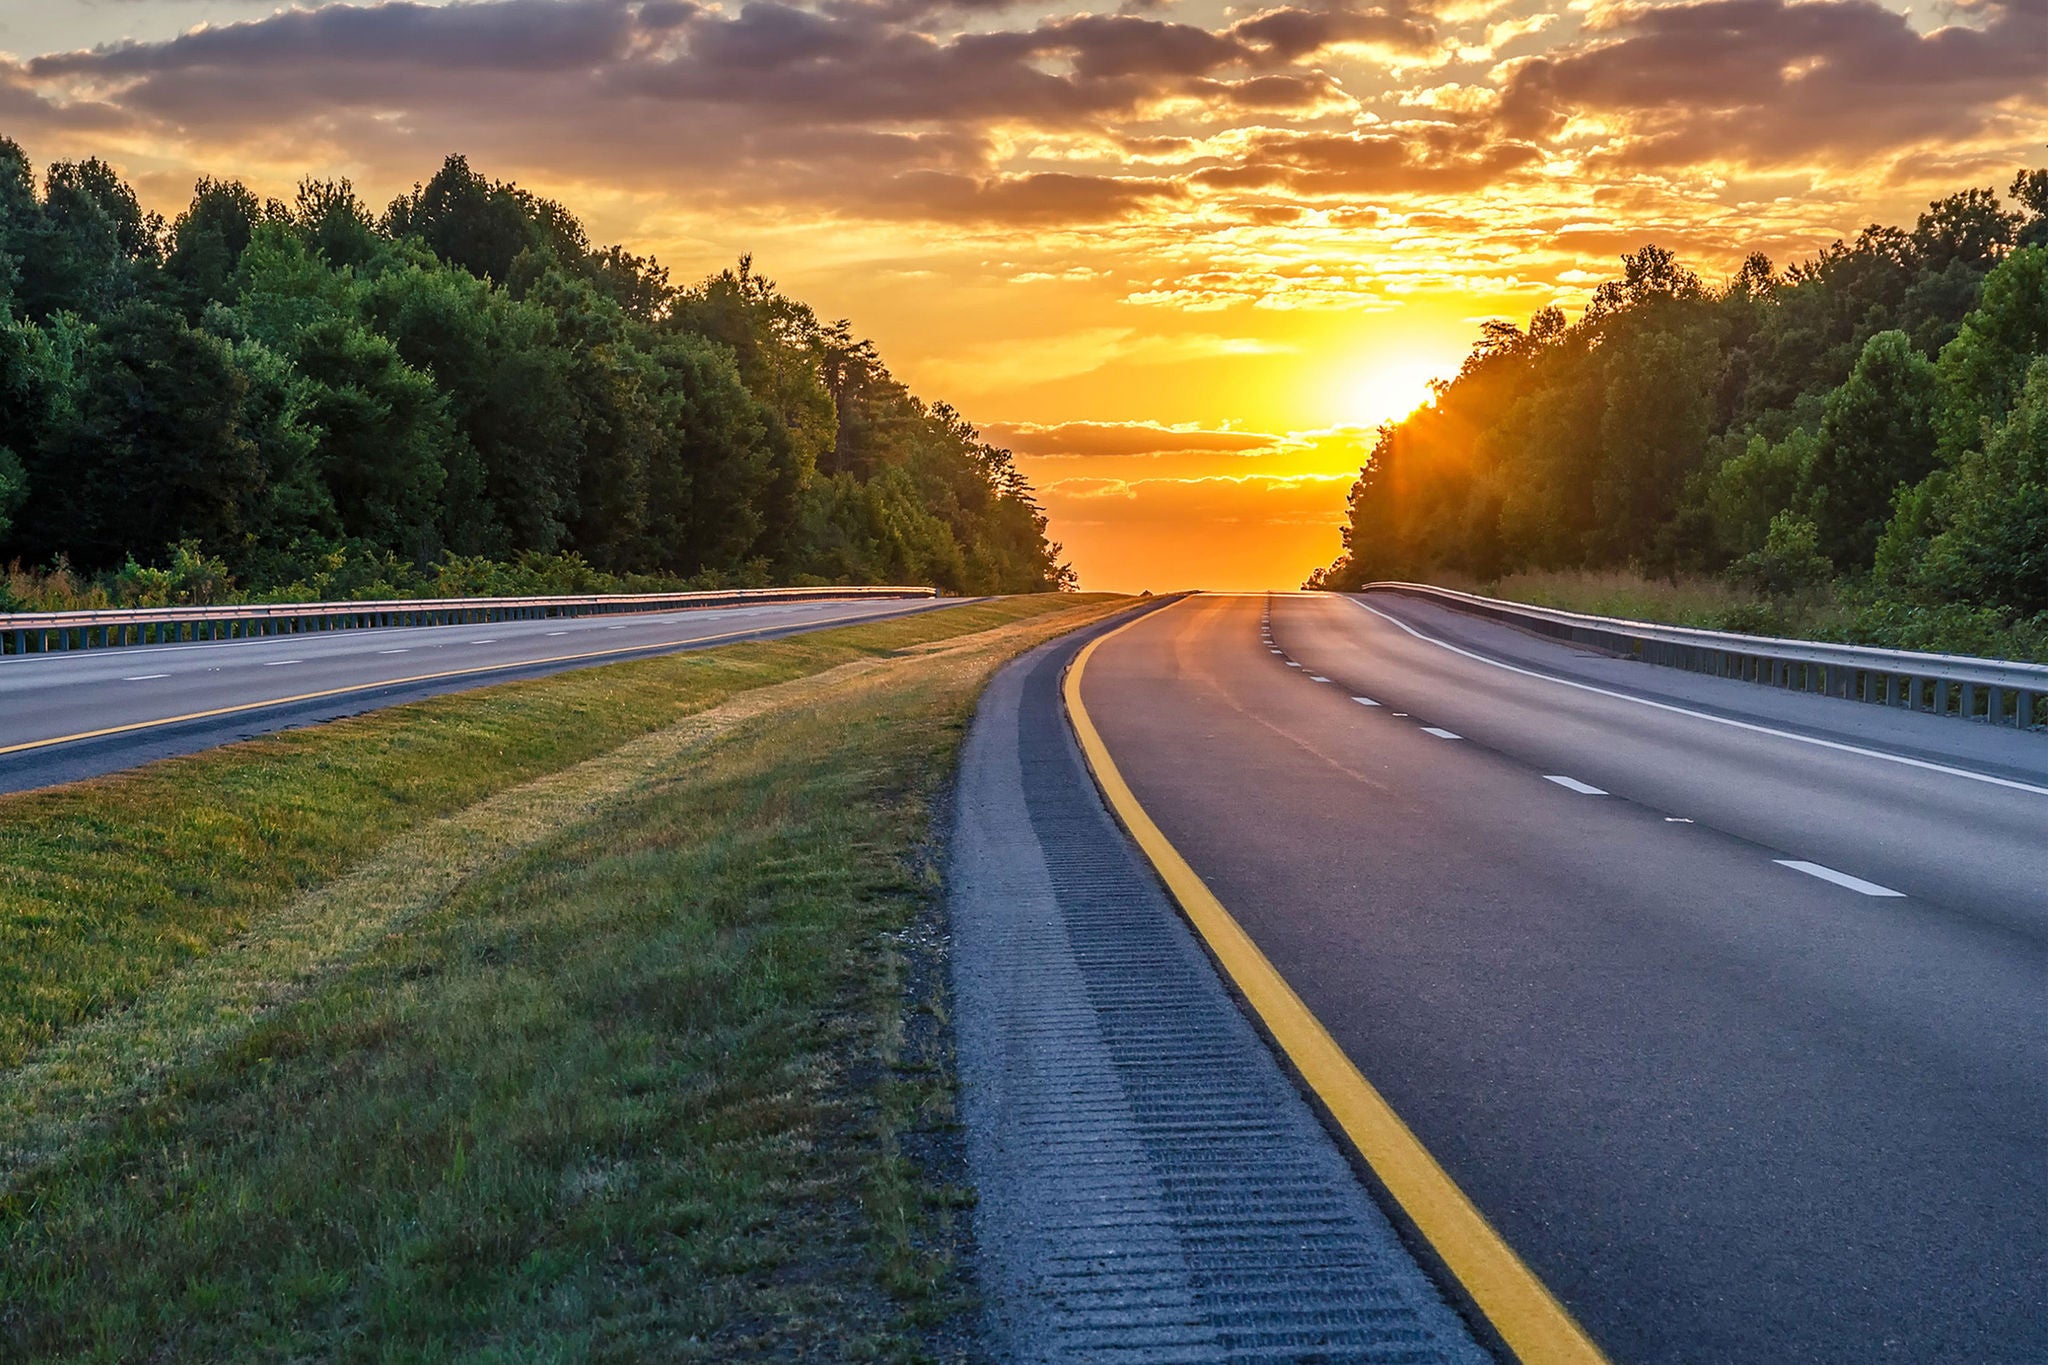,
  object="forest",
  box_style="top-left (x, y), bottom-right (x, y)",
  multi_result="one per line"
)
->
top-left (1310, 171), bottom-right (2048, 660)
top-left (0, 141), bottom-right (1070, 608)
